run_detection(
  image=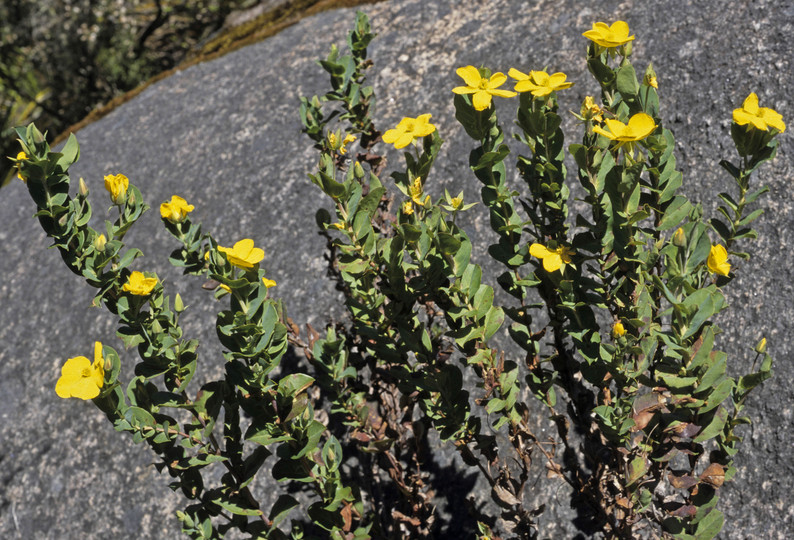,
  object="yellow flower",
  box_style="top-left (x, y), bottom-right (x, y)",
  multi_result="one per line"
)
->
top-left (707, 244), bottom-right (731, 276)
top-left (509, 69), bottom-right (574, 96)
top-left (408, 177), bottom-right (430, 206)
top-left (645, 74), bottom-right (658, 89)
top-left (450, 196), bottom-right (463, 210)
top-left (612, 321), bottom-right (626, 338)
top-left (452, 66), bottom-right (517, 111)
top-left (328, 132), bottom-right (338, 148)
top-left (218, 238), bottom-right (265, 269)
top-left (160, 195), bottom-right (195, 223)
top-left (340, 134), bottom-right (356, 155)
top-left (123, 271), bottom-right (159, 296)
top-left (382, 114), bottom-right (436, 149)
top-left (55, 341), bottom-right (105, 400)
top-left (15, 151), bottom-right (28, 182)
top-left (104, 173), bottom-right (129, 205)
top-left (592, 113), bottom-right (657, 147)
top-left (733, 93), bottom-right (786, 133)
top-left (262, 277), bottom-right (277, 288)
top-left (582, 21), bottom-right (635, 48)
top-left (402, 201), bottom-right (414, 215)
top-left (581, 96), bottom-right (603, 123)
top-left (529, 243), bottom-right (574, 273)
